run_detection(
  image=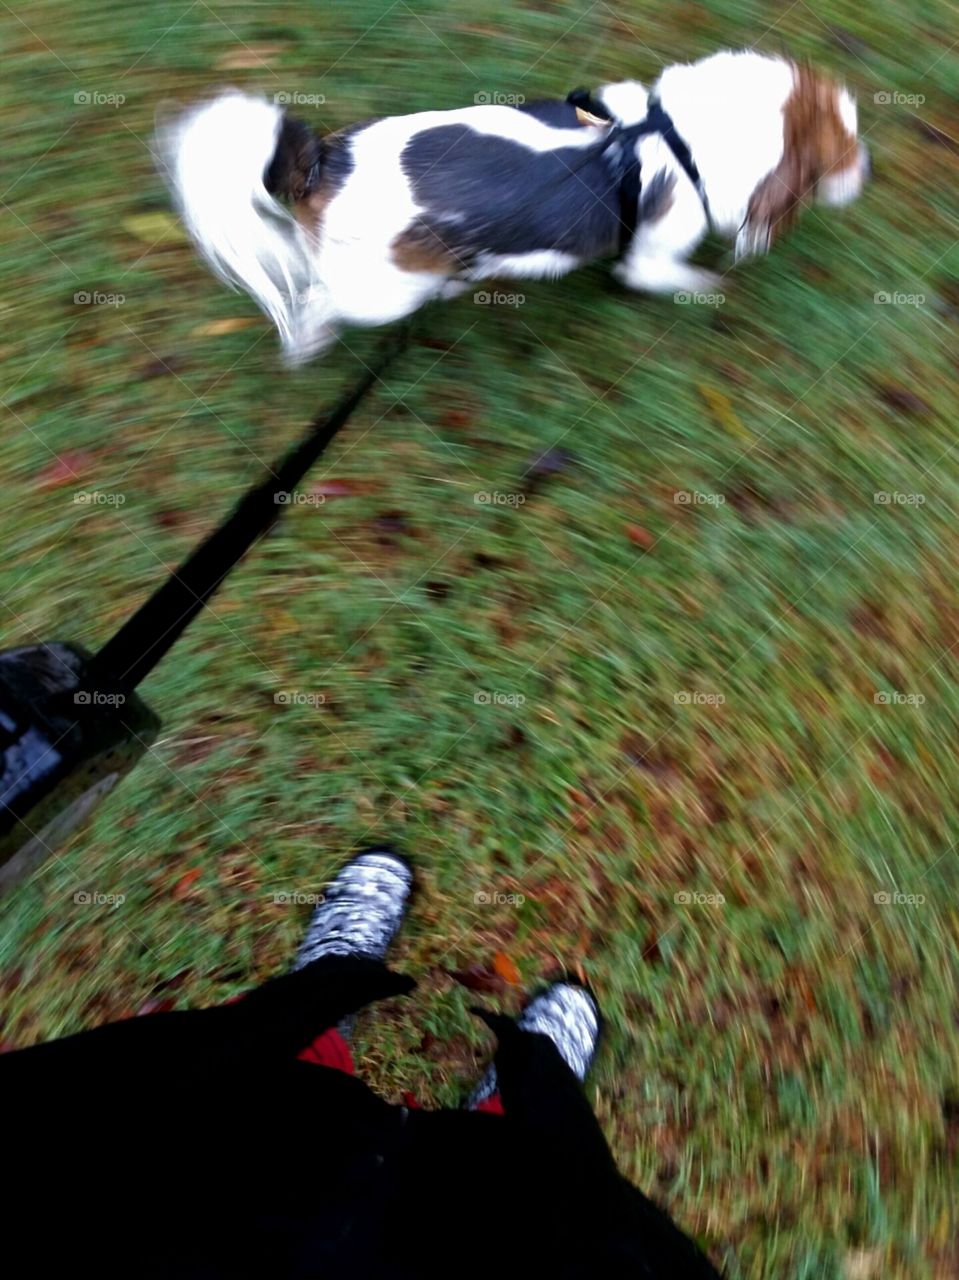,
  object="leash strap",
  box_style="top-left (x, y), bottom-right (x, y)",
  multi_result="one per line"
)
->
top-left (566, 88), bottom-right (711, 252)
top-left (89, 328), bottom-right (407, 692)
